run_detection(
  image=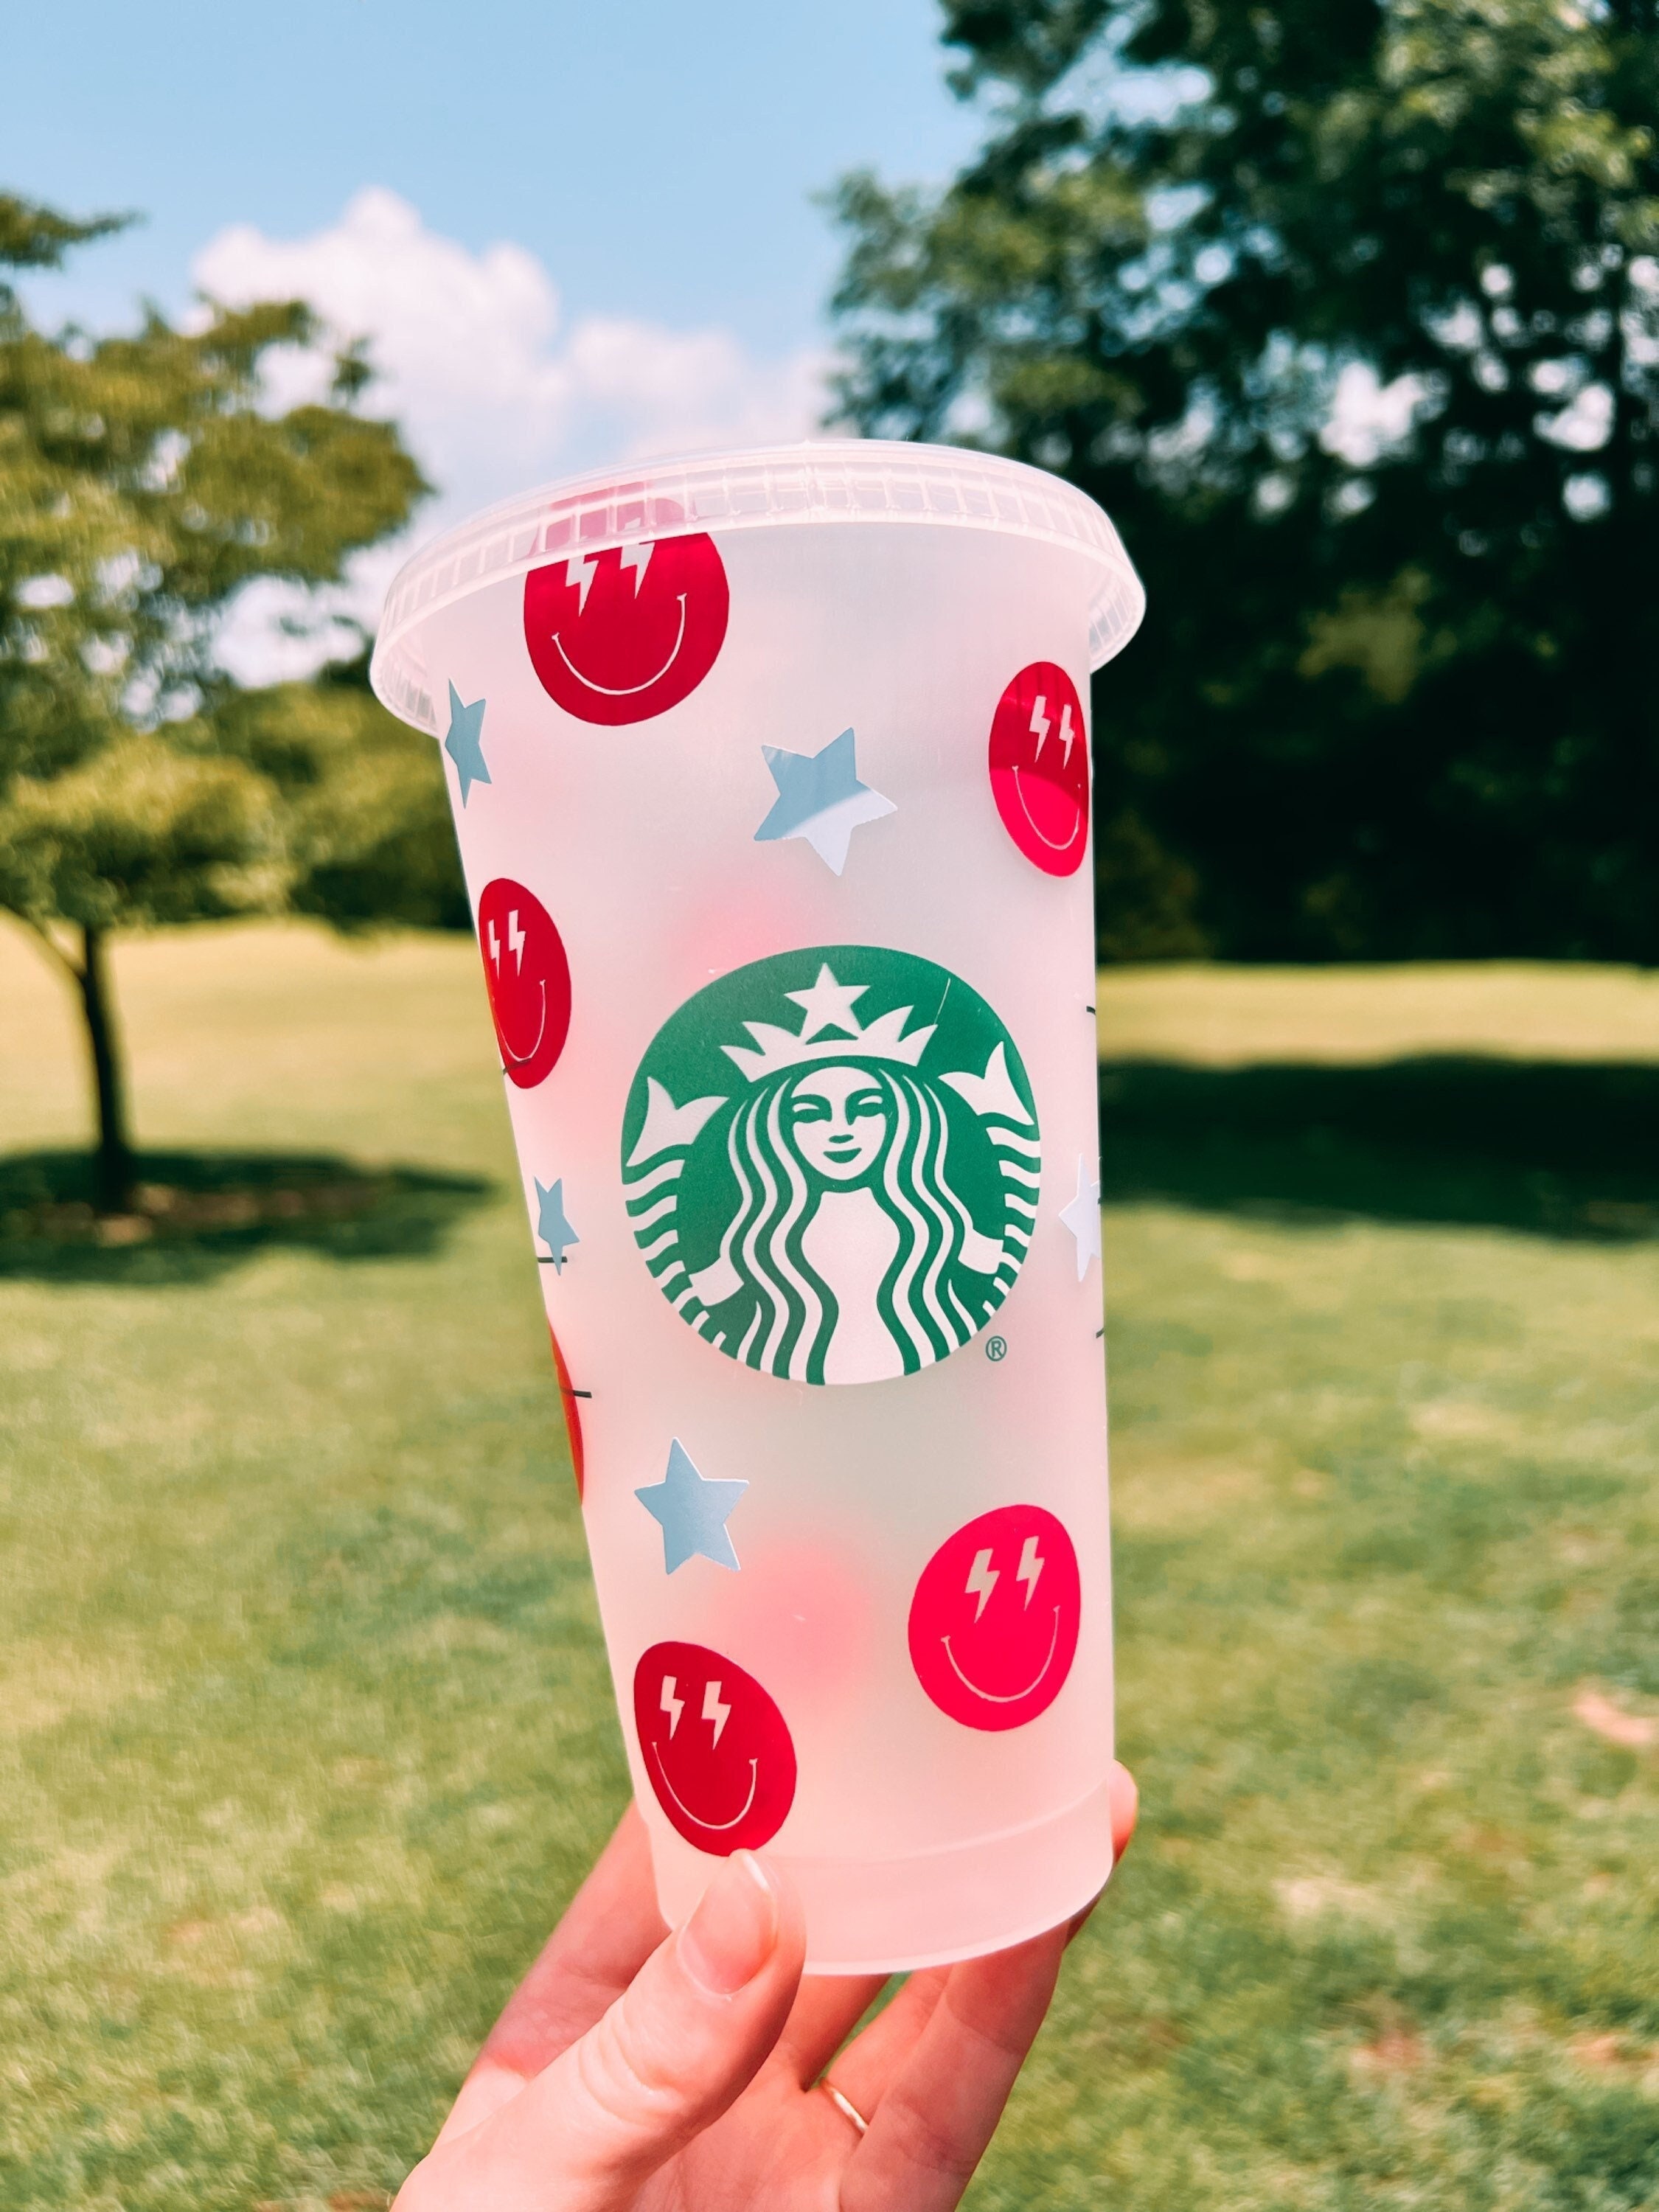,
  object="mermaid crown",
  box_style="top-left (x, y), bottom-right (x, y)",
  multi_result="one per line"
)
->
top-left (722, 964), bottom-right (936, 1082)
